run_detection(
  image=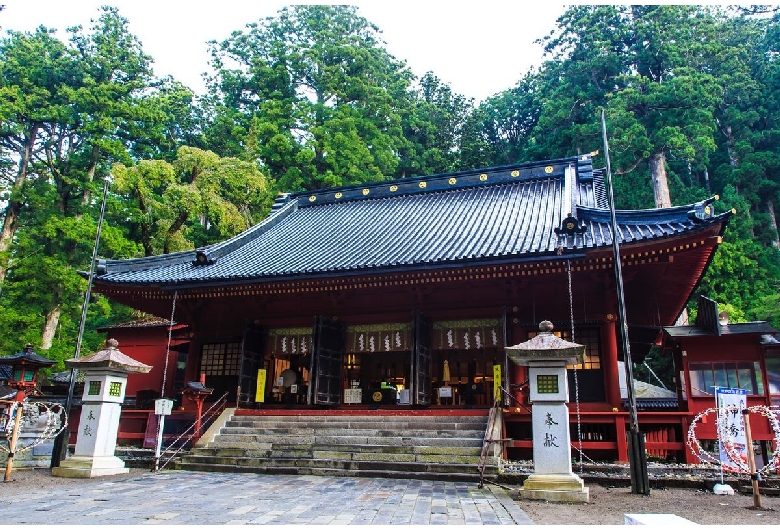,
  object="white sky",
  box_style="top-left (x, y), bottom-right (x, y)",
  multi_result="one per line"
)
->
top-left (0, 1), bottom-right (566, 103)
